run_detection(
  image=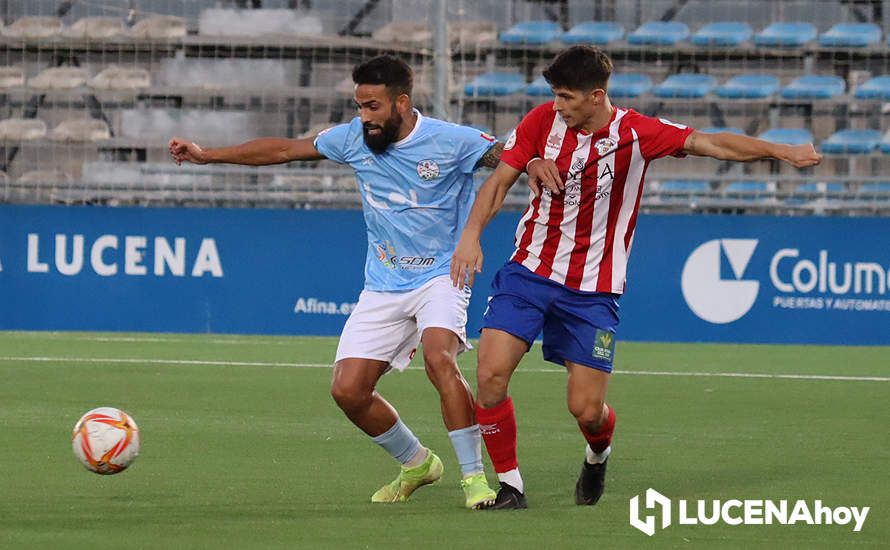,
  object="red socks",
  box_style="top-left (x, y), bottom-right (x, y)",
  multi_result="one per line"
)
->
top-left (475, 397), bottom-right (518, 473)
top-left (580, 405), bottom-right (615, 454)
